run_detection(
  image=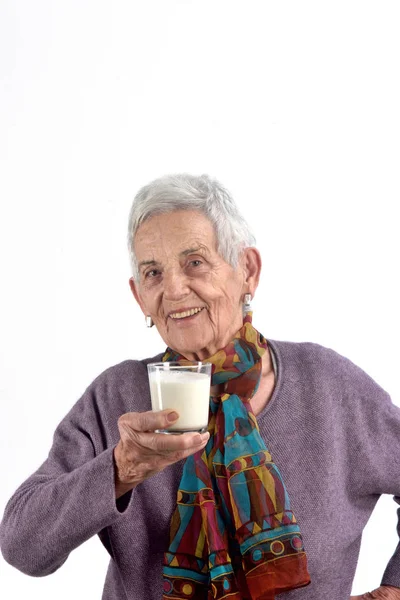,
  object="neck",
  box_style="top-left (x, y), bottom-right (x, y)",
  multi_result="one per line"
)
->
top-left (175, 314), bottom-right (250, 362)
top-left (249, 348), bottom-right (275, 416)
top-left (210, 347), bottom-right (275, 416)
